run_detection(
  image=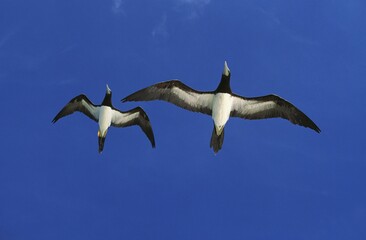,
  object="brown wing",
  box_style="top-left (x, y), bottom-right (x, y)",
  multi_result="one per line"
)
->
top-left (52, 94), bottom-right (99, 123)
top-left (122, 80), bottom-right (214, 115)
top-left (111, 107), bottom-right (156, 148)
top-left (230, 94), bottom-right (320, 133)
